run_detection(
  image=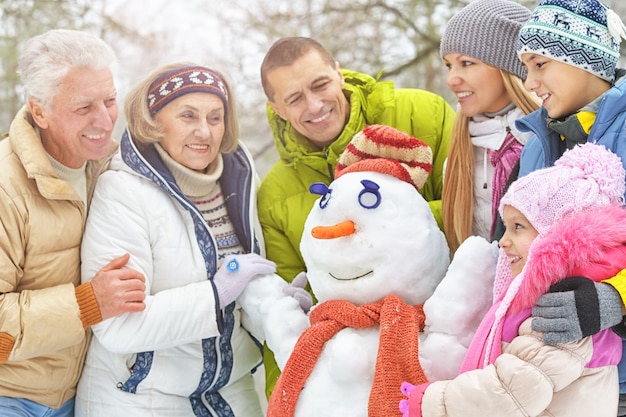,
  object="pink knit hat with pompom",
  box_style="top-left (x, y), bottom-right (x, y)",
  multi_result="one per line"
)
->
top-left (499, 143), bottom-right (625, 236)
